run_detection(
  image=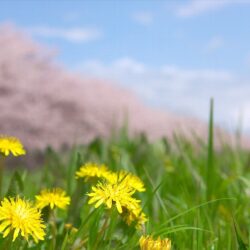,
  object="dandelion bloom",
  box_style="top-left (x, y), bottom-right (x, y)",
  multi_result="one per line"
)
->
top-left (75, 162), bottom-right (112, 181)
top-left (139, 235), bottom-right (171, 250)
top-left (107, 170), bottom-right (145, 192)
top-left (87, 181), bottom-right (140, 213)
top-left (0, 197), bottom-right (45, 242)
top-left (36, 188), bottom-right (70, 210)
top-left (64, 223), bottom-right (78, 233)
top-left (123, 203), bottom-right (147, 229)
top-left (0, 136), bottom-right (26, 157)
